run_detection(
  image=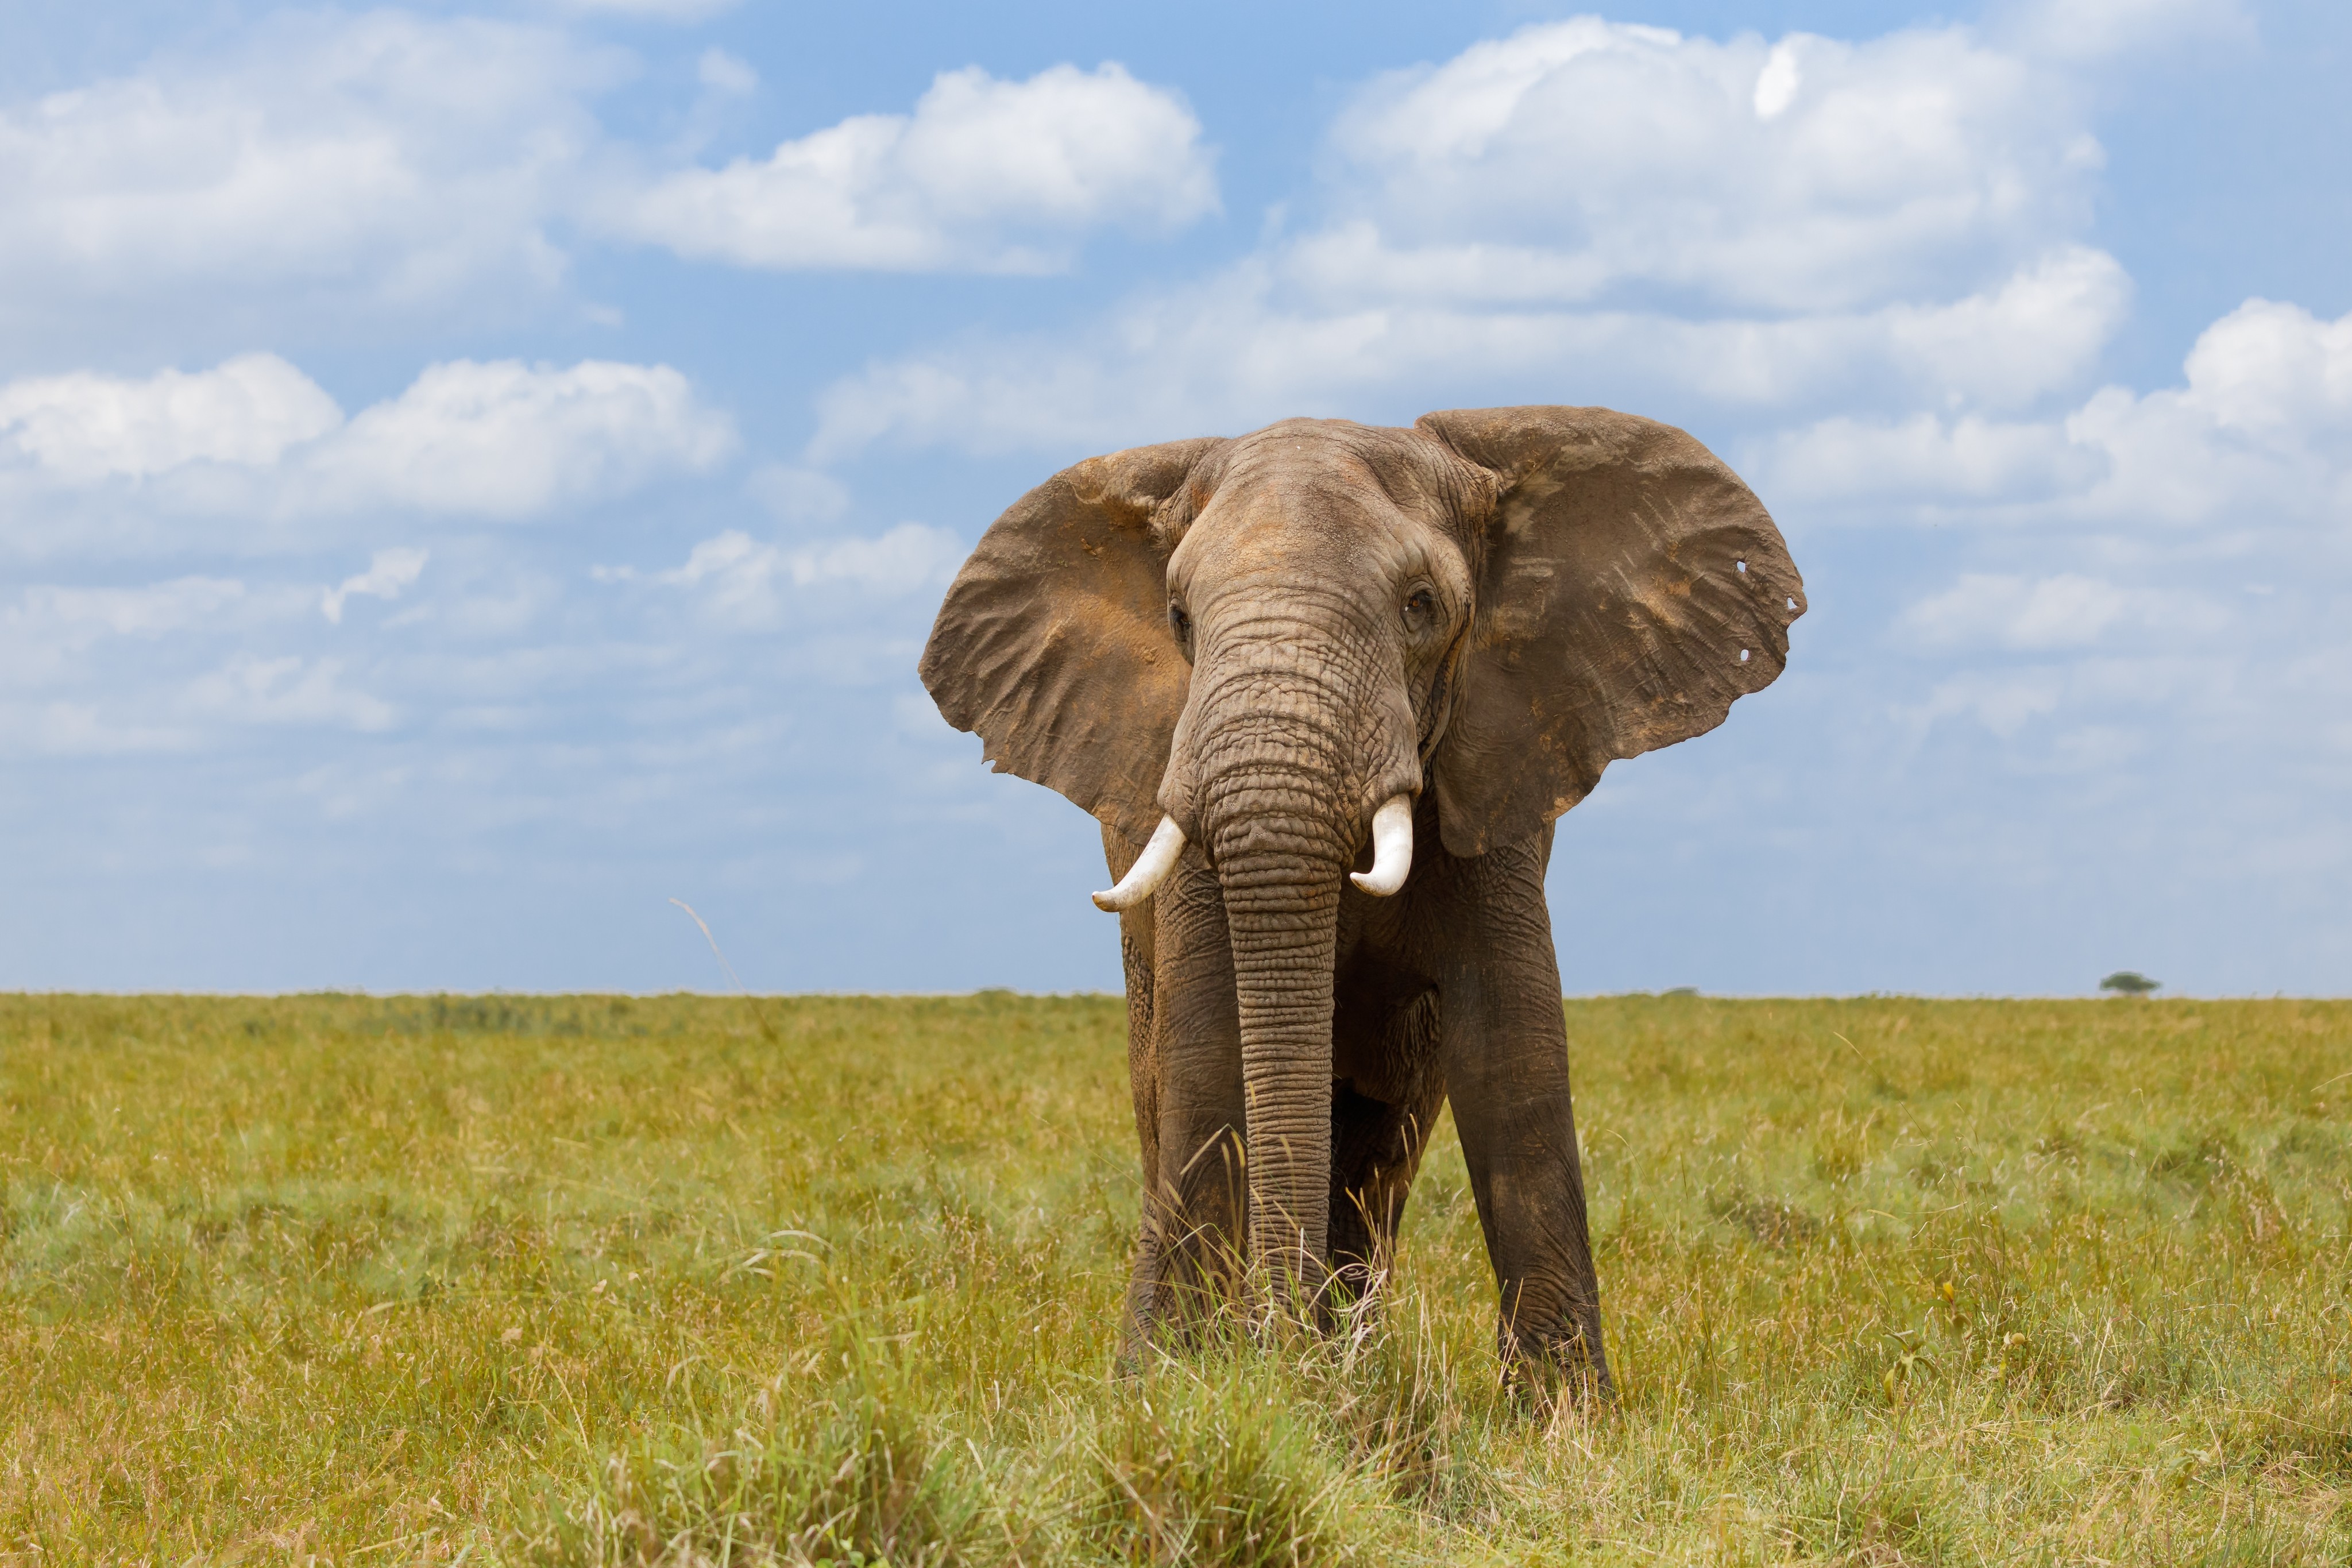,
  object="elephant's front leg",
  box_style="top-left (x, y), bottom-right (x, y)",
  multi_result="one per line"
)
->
top-left (1119, 850), bottom-right (1248, 1359)
top-left (1431, 829), bottom-right (1613, 1398)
